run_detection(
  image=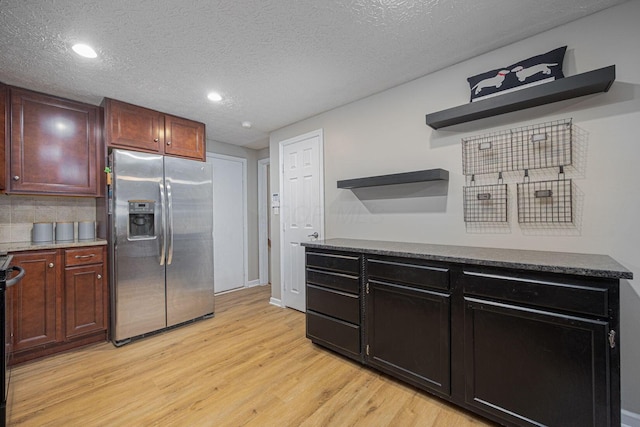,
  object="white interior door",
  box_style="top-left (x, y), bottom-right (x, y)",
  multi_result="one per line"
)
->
top-left (210, 154), bottom-right (247, 293)
top-left (280, 130), bottom-right (324, 312)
